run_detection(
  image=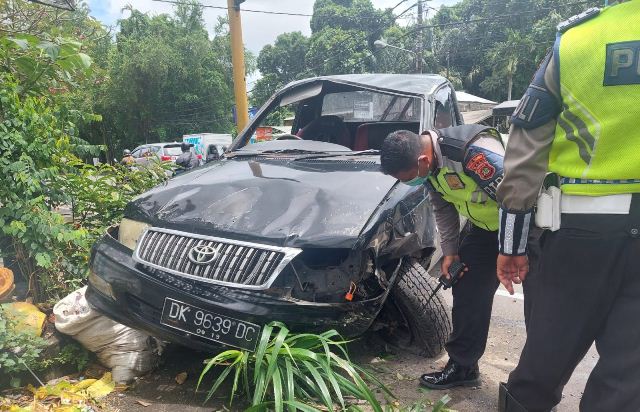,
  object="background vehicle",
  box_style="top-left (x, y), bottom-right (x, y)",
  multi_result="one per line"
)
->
top-left (129, 142), bottom-right (184, 165)
top-left (183, 133), bottom-right (232, 164)
top-left (89, 74), bottom-right (463, 357)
